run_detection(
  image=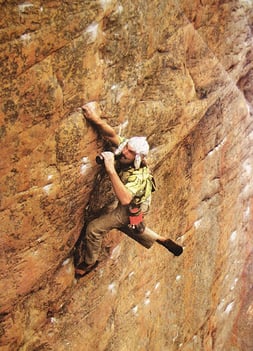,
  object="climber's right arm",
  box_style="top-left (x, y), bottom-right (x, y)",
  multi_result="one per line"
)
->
top-left (82, 105), bottom-right (120, 146)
